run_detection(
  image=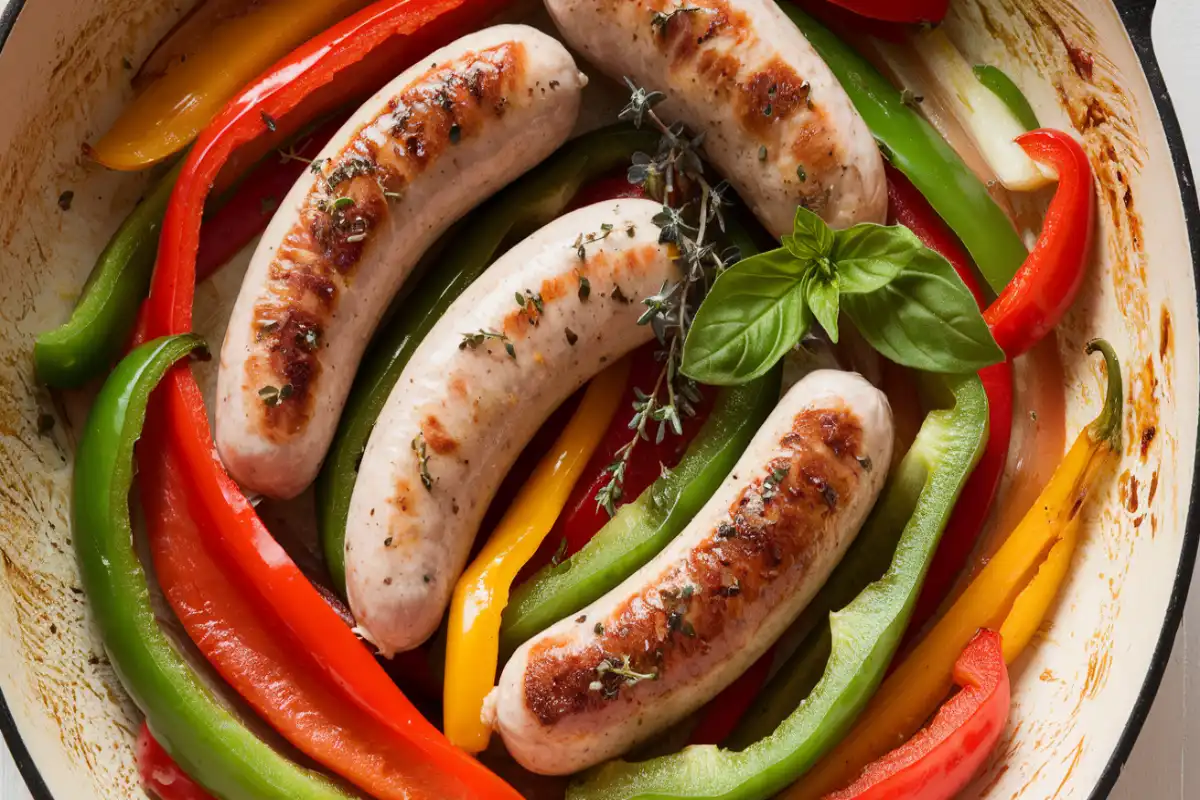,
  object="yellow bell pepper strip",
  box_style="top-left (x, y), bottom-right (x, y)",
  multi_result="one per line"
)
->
top-left (997, 339), bottom-right (1122, 661)
top-left (781, 339), bottom-right (1122, 800)
top-left (89, 0), bottom-right (371, 170)
top-left (444, 357), bottom-right (632, 753)
top-left (133, 0), bottom-right (271, 90)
